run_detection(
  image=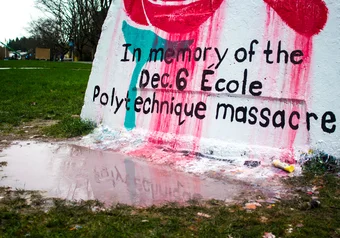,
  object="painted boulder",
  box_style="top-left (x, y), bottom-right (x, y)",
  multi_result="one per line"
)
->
top-left (81, 0), bottom-right (339, 163)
